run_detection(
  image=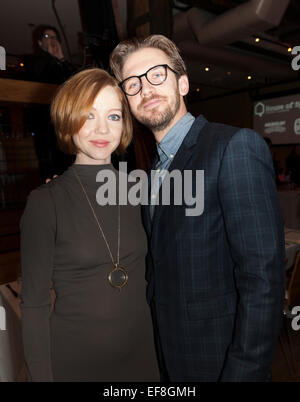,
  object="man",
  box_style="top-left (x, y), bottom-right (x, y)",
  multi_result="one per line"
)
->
top-left (25, 25), bottom-right (76, 84)
top-left (109, 35), bottom-right (285, 382)
top-left (25, 25), bottom-right (75, 180)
